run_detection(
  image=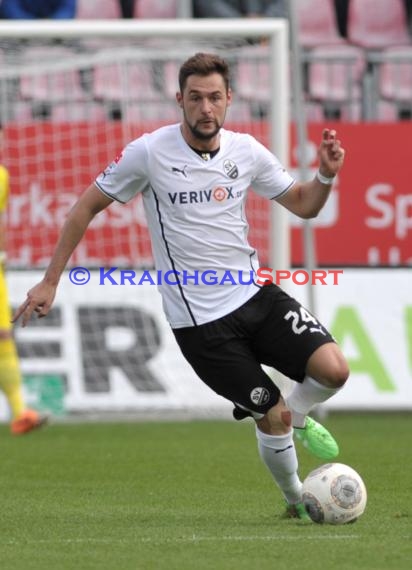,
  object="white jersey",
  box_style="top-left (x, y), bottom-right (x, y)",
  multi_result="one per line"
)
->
top-left (95, 124), bottom-right (294, 328)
